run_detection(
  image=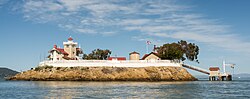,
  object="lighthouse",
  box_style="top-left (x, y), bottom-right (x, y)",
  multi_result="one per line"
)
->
top-left (63, 36), bottom-right (78, 59)
top-left (48, 36), bottom-right (82, 61)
